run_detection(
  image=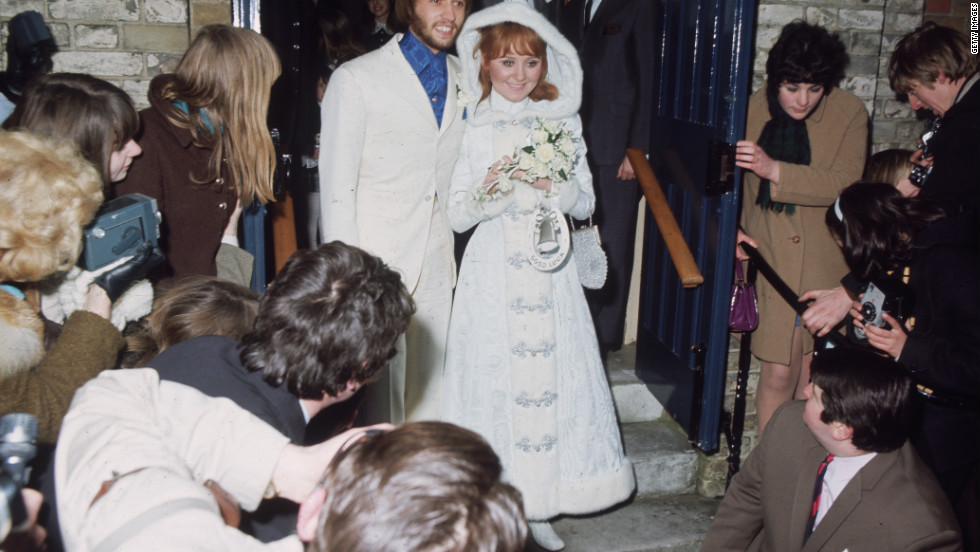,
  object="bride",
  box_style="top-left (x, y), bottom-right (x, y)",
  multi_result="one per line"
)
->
top-left (442, 2), bottom-right (635, 550)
